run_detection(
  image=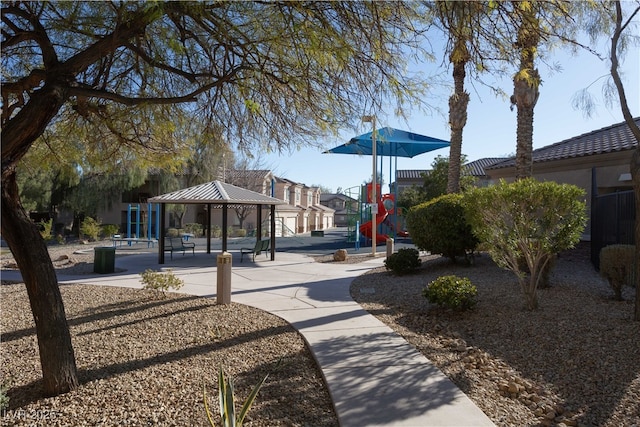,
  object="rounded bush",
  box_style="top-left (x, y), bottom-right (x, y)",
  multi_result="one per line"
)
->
top-left (384, 248), bottom-right (421, 275)
top-left (423, 275), bottom-right (477, 310)
top-left (600, 244), bottom-right (636, 300)
top-left (101, 224), bottom-right (120, 238)
top-left (80, 217), bottom-right (102, 241)
top-left (184, 223), bottom-right (203, 237)
top-left (233, 228), bottom-right (247, 237)
top-left (406, 193), bottom-right (478, 262)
